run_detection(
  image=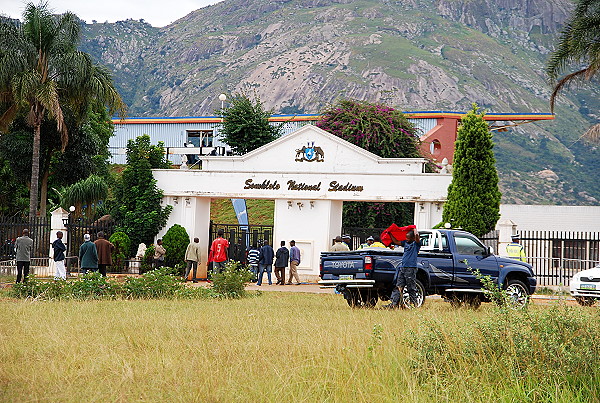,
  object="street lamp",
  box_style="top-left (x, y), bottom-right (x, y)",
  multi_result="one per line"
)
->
top-left (218, 93), bottom-right (227, 110)
top-left (69, 206), bottom-right (75, 213)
